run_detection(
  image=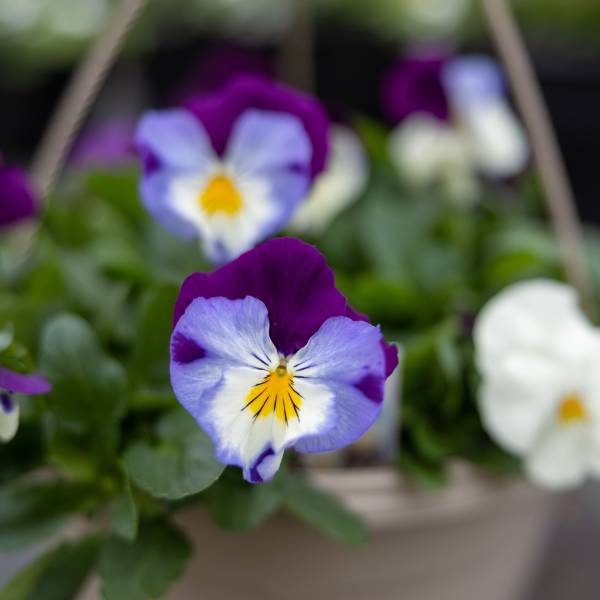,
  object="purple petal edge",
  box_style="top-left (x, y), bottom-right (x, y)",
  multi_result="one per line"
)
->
top-left (0, 367), bottom-right (52, 395)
